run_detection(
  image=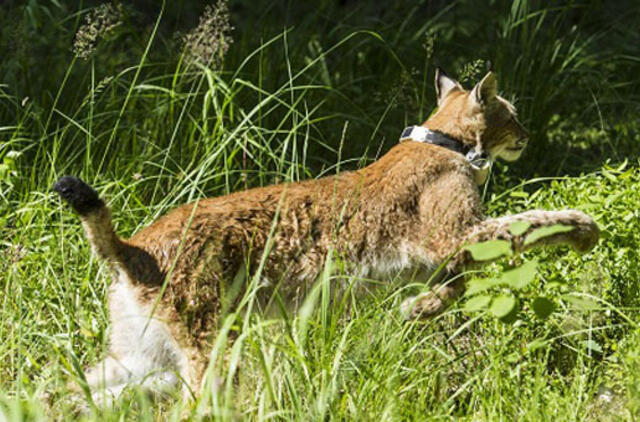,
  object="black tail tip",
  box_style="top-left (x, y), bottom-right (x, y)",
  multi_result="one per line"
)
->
top-left (53, 176), bottom-right (104, 215)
